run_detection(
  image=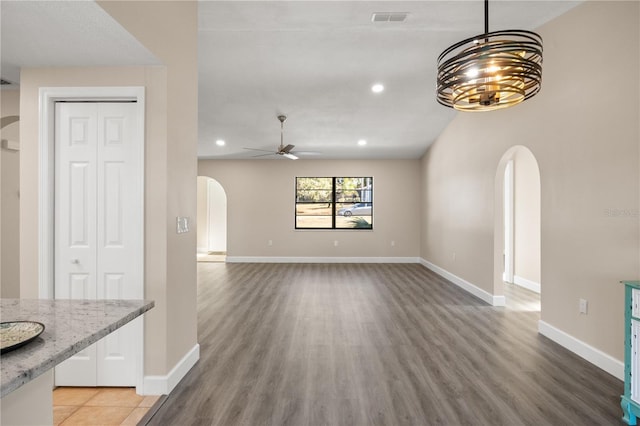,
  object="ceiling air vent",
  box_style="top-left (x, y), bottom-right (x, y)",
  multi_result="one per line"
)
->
top-left (371, 12), bottom-right (408, 23)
